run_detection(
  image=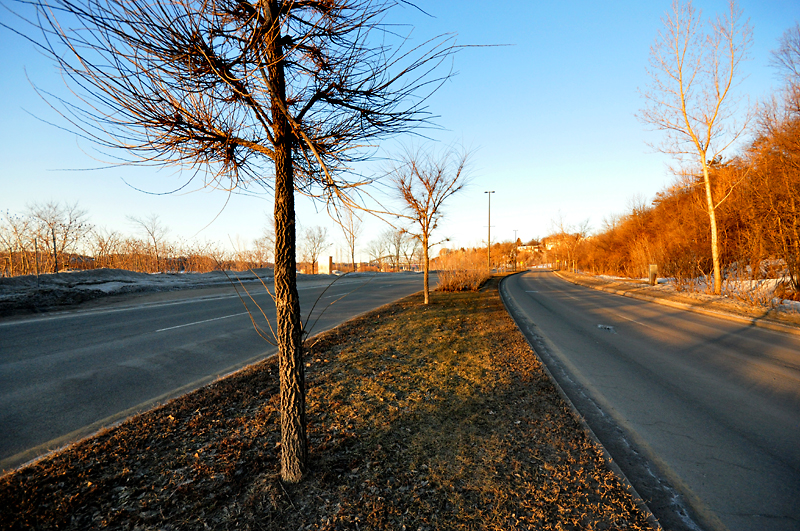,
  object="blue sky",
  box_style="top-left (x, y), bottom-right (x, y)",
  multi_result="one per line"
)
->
top-left (1, 0), bottom-right (798, 261)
